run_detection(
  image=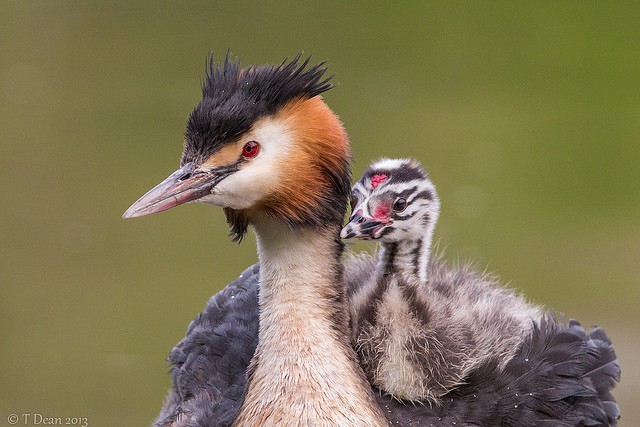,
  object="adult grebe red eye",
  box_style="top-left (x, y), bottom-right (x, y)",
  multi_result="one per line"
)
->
top-left (242, 141), bottom-right (260, 158)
